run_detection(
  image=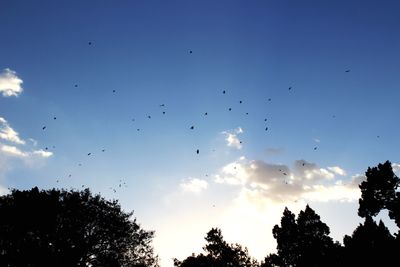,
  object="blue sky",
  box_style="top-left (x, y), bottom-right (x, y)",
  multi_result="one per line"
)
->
top-left (1, 0), bottom-right (400, 266)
